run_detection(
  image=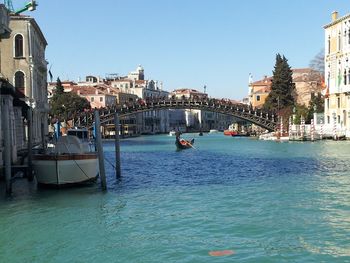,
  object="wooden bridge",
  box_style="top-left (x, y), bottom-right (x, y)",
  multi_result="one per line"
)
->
top-left (71, 98), bottom-right (278, 131)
